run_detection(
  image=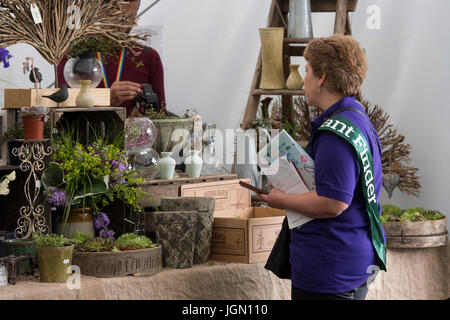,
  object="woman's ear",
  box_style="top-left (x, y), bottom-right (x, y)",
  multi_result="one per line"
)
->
top-left (318, 72), bottom-right (327, 88)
